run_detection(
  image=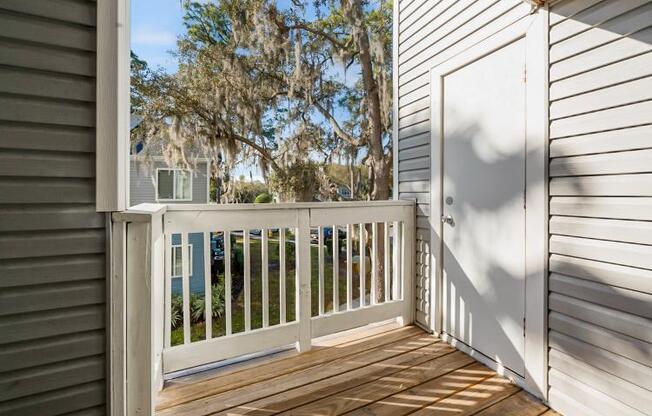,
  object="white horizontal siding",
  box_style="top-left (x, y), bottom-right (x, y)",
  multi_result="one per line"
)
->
top-left (548, 2), bottom-right (652, 415)
top-left (550, 293), bottom-right (652, 343)
top-left (550, 124), bottom-right (652, 157)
